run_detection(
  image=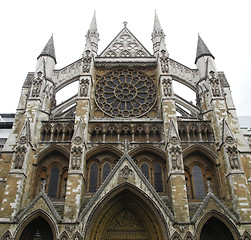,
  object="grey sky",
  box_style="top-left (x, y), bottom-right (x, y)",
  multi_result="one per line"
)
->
top-left (0, 0), bottom-right (250, 115)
